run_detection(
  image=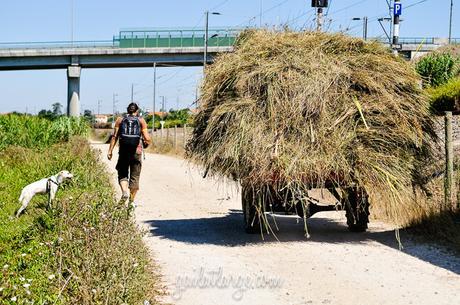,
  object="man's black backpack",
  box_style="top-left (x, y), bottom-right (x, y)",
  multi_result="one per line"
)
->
top-left (119, 115), bottom-right (141, 148)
